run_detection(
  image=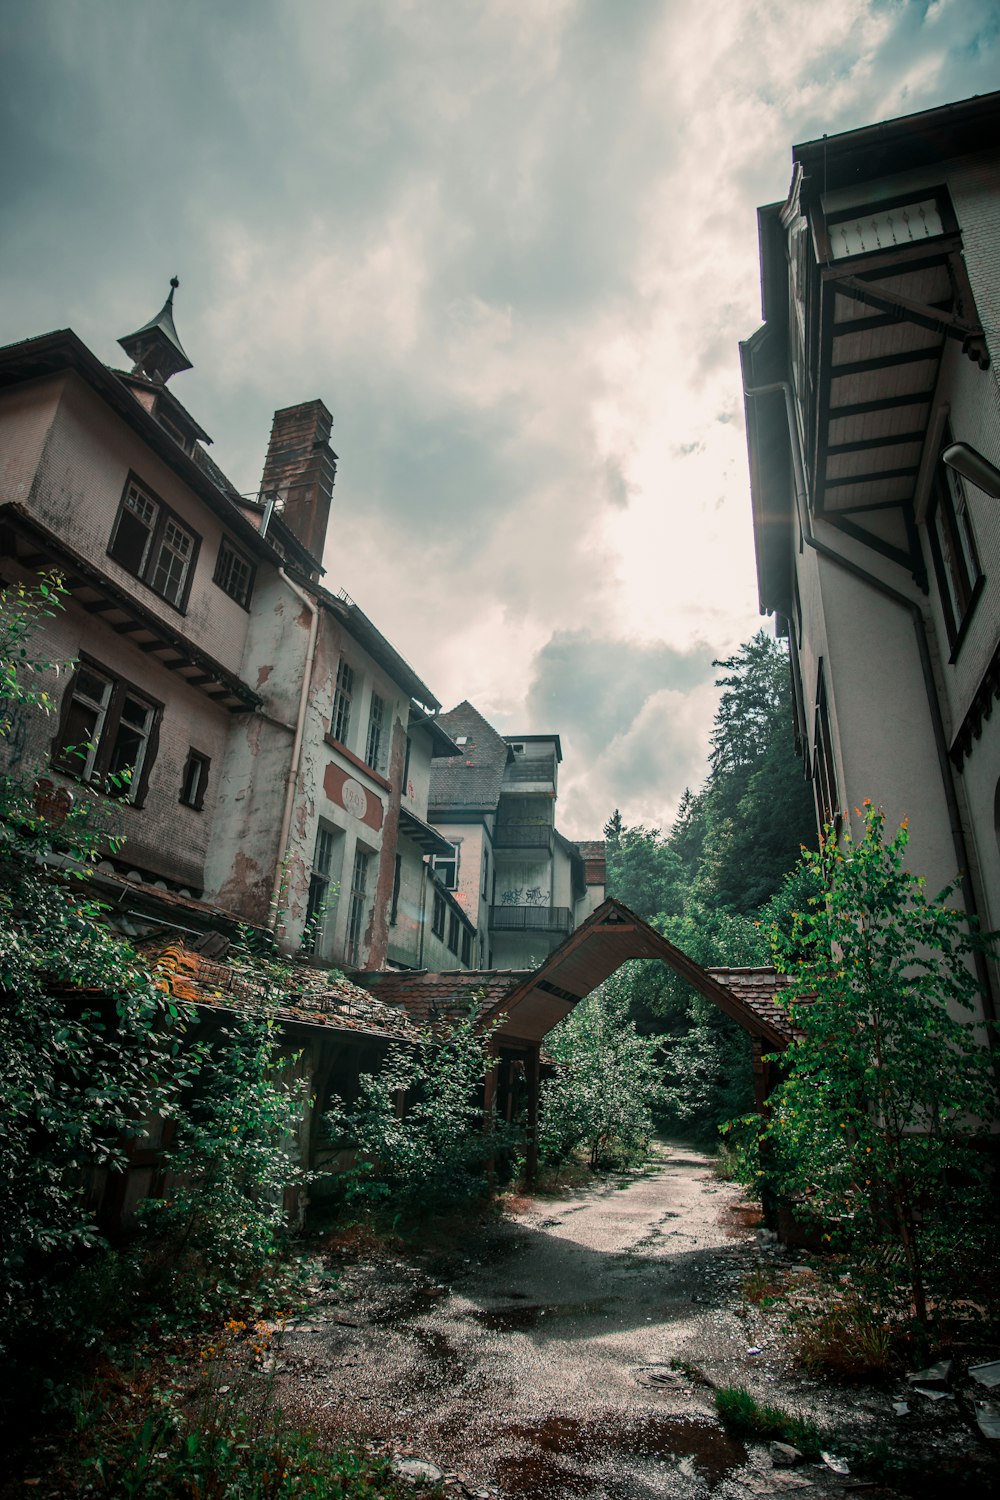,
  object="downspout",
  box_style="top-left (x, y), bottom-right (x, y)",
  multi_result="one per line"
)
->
top-left (745, 379), bottom-right (996, 1026)
top-left (269, 568), bottom-right (320, 934)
